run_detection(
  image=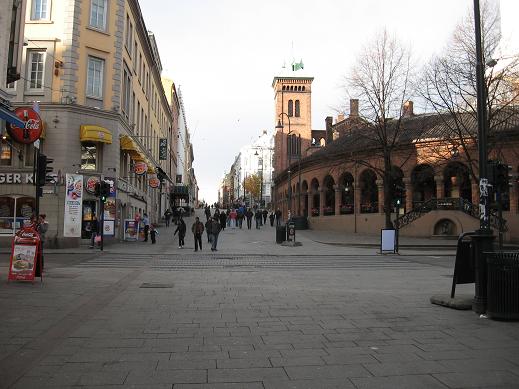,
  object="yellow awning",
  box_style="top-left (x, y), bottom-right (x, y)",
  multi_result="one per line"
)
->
top-left (147, 164), bottom-right (156, 174)
top-left (80, 125), bottom-right (112, 144)
top-left (120, 135), bottom-right (145, 161)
